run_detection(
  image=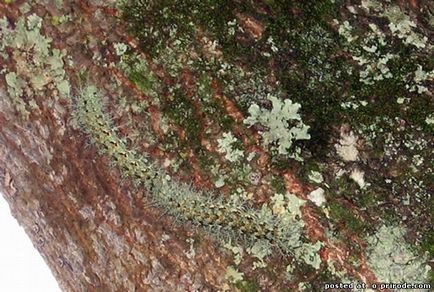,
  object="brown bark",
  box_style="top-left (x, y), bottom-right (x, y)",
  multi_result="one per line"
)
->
top-left (3, 0), bottom-right (431, 291)
top-left (0, 1), bottom-right (228, 291)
